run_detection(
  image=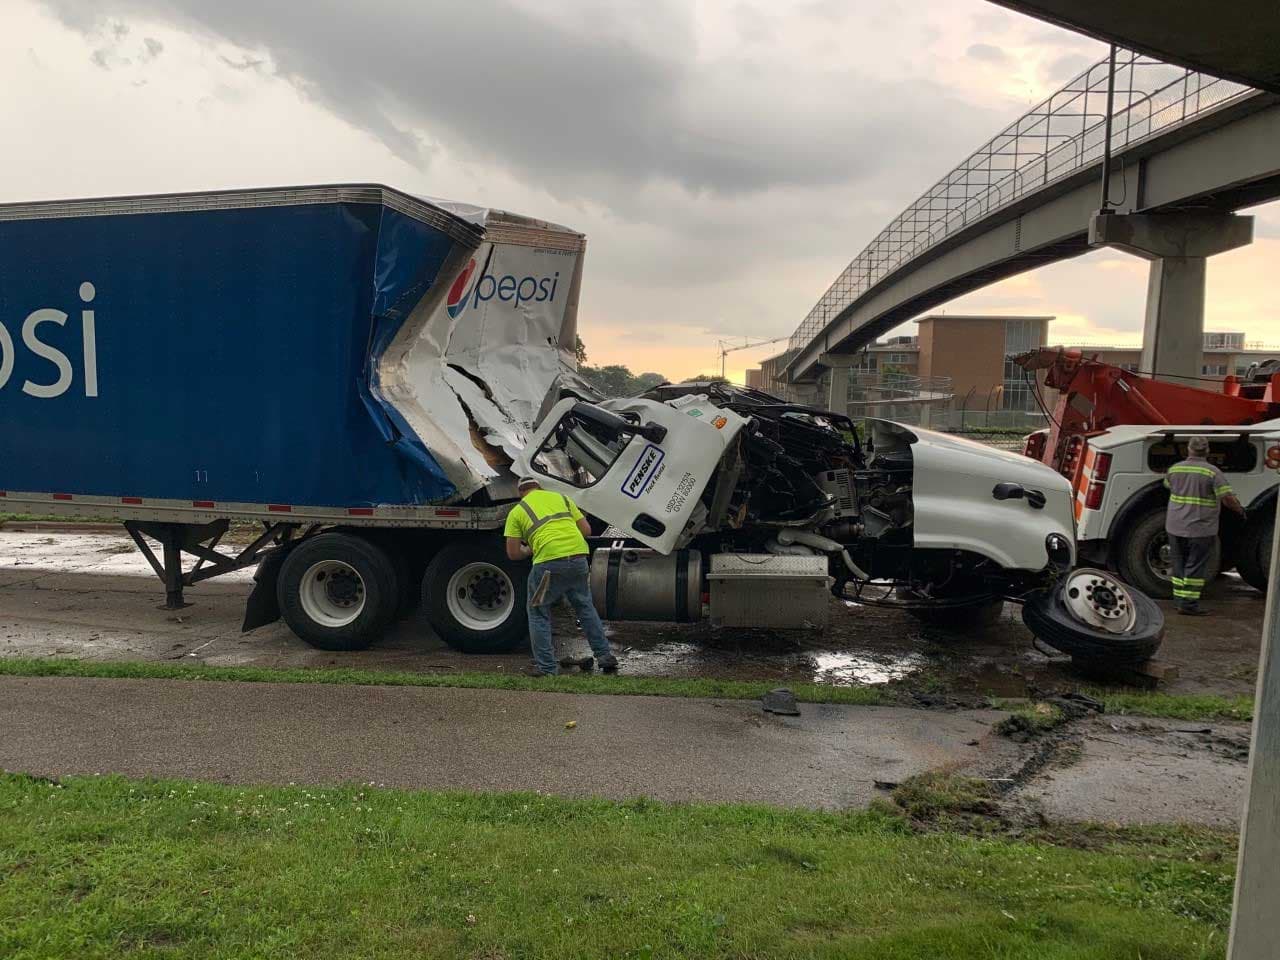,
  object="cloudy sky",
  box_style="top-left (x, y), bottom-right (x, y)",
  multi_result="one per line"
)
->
top-left (4, 0), bottom-right (1277, 381)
